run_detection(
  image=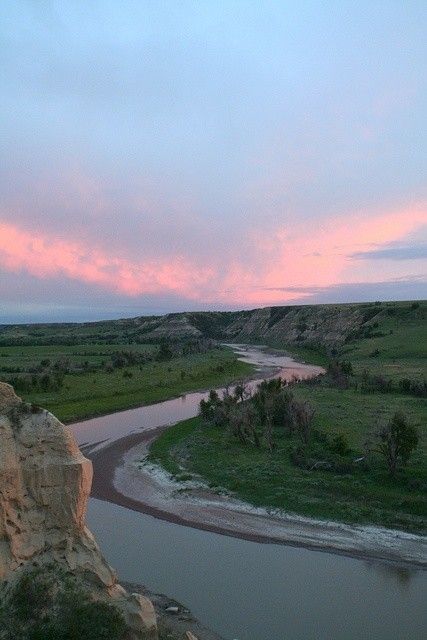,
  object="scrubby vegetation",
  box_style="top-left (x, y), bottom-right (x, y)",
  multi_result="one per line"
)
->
top-left (0, 338), bottom-right (218, 392)
top-left (0, 341), bottom-right (252, 423)
top-left (149, 303), bottom-right (427, 533)
top-left (200, 380), bottom-right (420, 478)
top-left (366, 411), bottom-right (419, 478)
top-left (0, 565), bottom-right (127, 640)
top-left (1, 300), bottom-right (425, 529)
